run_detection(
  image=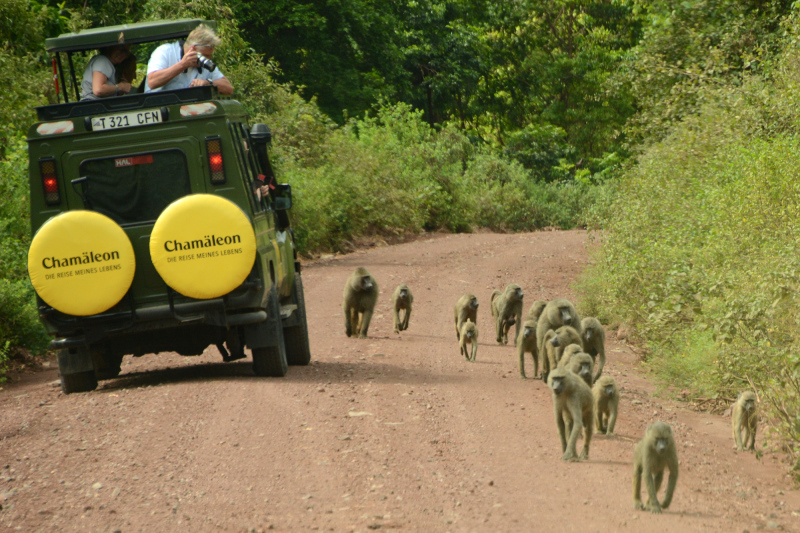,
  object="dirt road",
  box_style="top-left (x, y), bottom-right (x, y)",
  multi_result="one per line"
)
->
top-left (1, 231), bottom-right (798, 532)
